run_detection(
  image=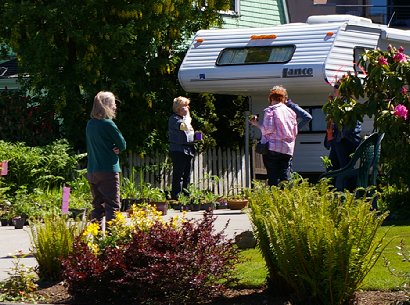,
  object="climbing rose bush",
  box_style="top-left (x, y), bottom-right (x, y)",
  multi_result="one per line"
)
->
top-left (323, 45), bottom-right (410, 185)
